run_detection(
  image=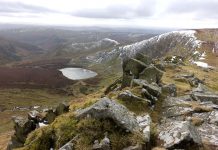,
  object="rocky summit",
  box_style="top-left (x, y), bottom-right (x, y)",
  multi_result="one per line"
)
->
top-left (5, 29), bottom-right (218, 150)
